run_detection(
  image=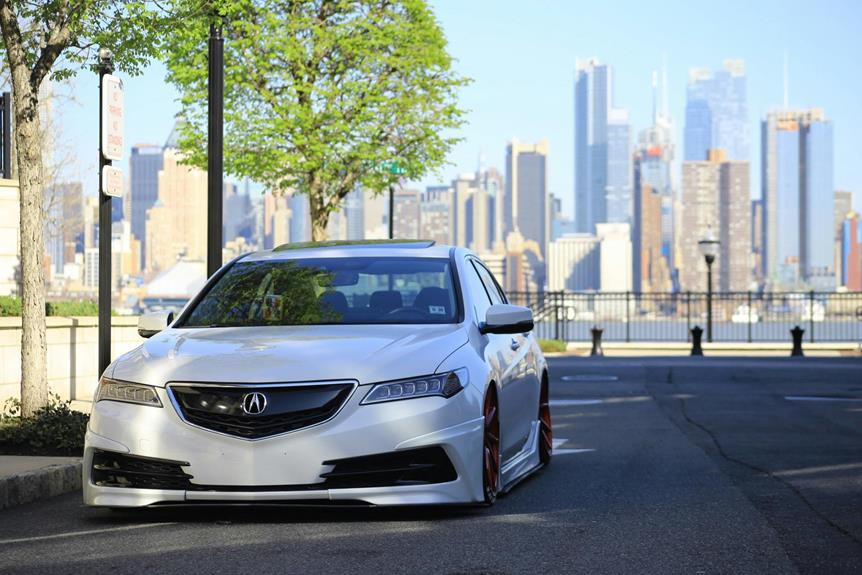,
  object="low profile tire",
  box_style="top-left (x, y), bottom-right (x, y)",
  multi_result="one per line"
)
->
top-left (538, 374), bottom-right (553, 465)
top-left (482, 386), bottom-right (501, 504)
